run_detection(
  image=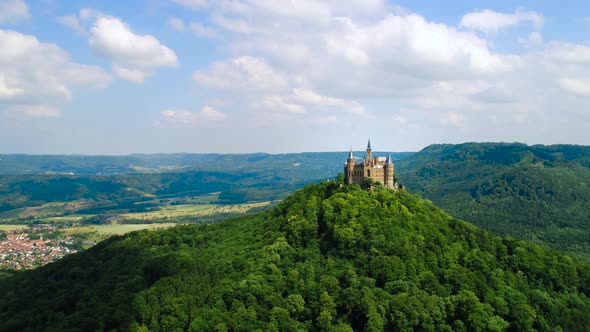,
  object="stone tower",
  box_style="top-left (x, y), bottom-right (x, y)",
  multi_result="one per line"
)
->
top-left (345, 148), bottom-right (355, 185)
top-left (384, 154), bottom-right (394, 188)
top-left (365, 139), bottom-right (373, 167)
